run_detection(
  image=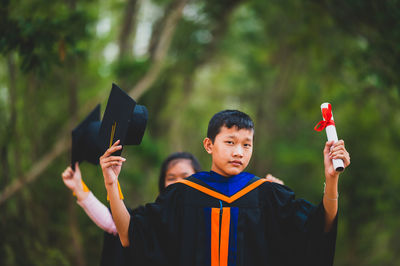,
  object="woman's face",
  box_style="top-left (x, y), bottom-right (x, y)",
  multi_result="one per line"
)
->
top-left (165, 159), bottom-right (195, 188)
